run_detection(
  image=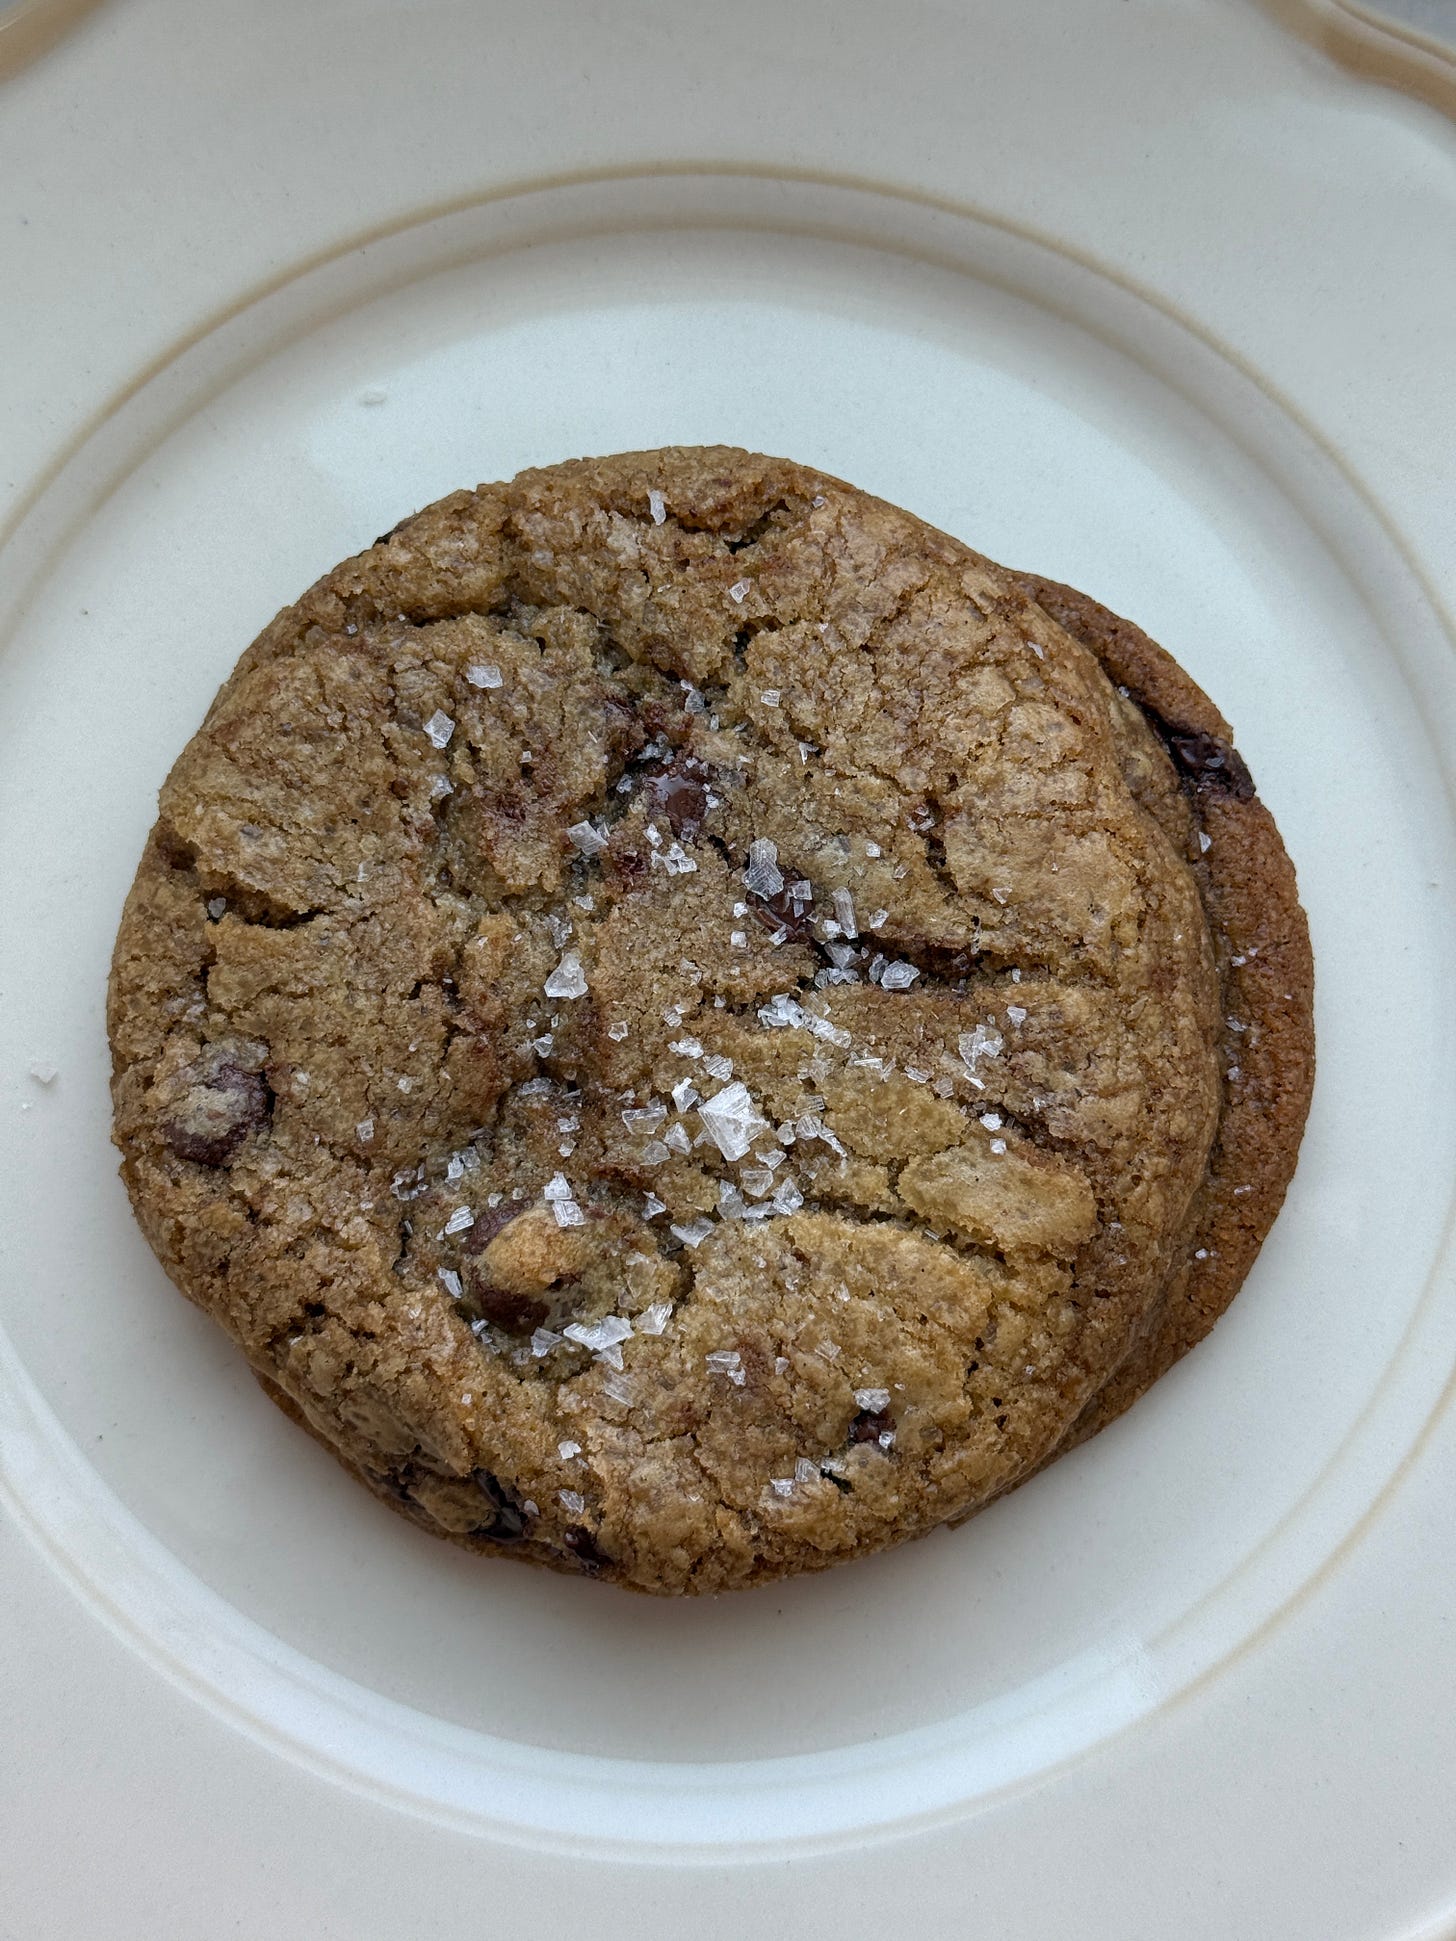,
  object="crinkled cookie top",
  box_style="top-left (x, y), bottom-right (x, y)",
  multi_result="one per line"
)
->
top-left (109, 447), bottom-right (1223, 1594)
